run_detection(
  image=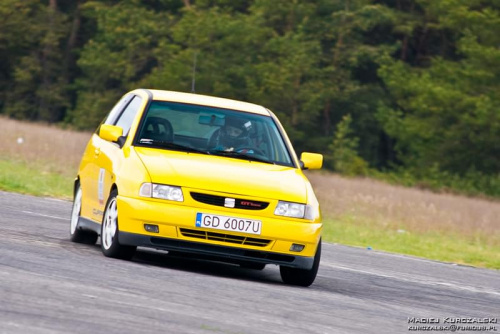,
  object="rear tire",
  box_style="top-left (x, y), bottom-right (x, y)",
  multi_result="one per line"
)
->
top-left (69, 183), bottom-right (98, 244)
top-left (280, 240), bottom-right (321, 287)
top-left (100, 189), bottom-right (136, 260)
